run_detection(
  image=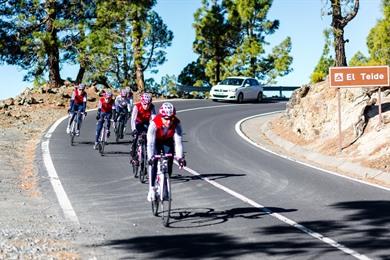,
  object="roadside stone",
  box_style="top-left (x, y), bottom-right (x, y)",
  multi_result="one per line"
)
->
top-left (87, 96), bottom-right (96, 102)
